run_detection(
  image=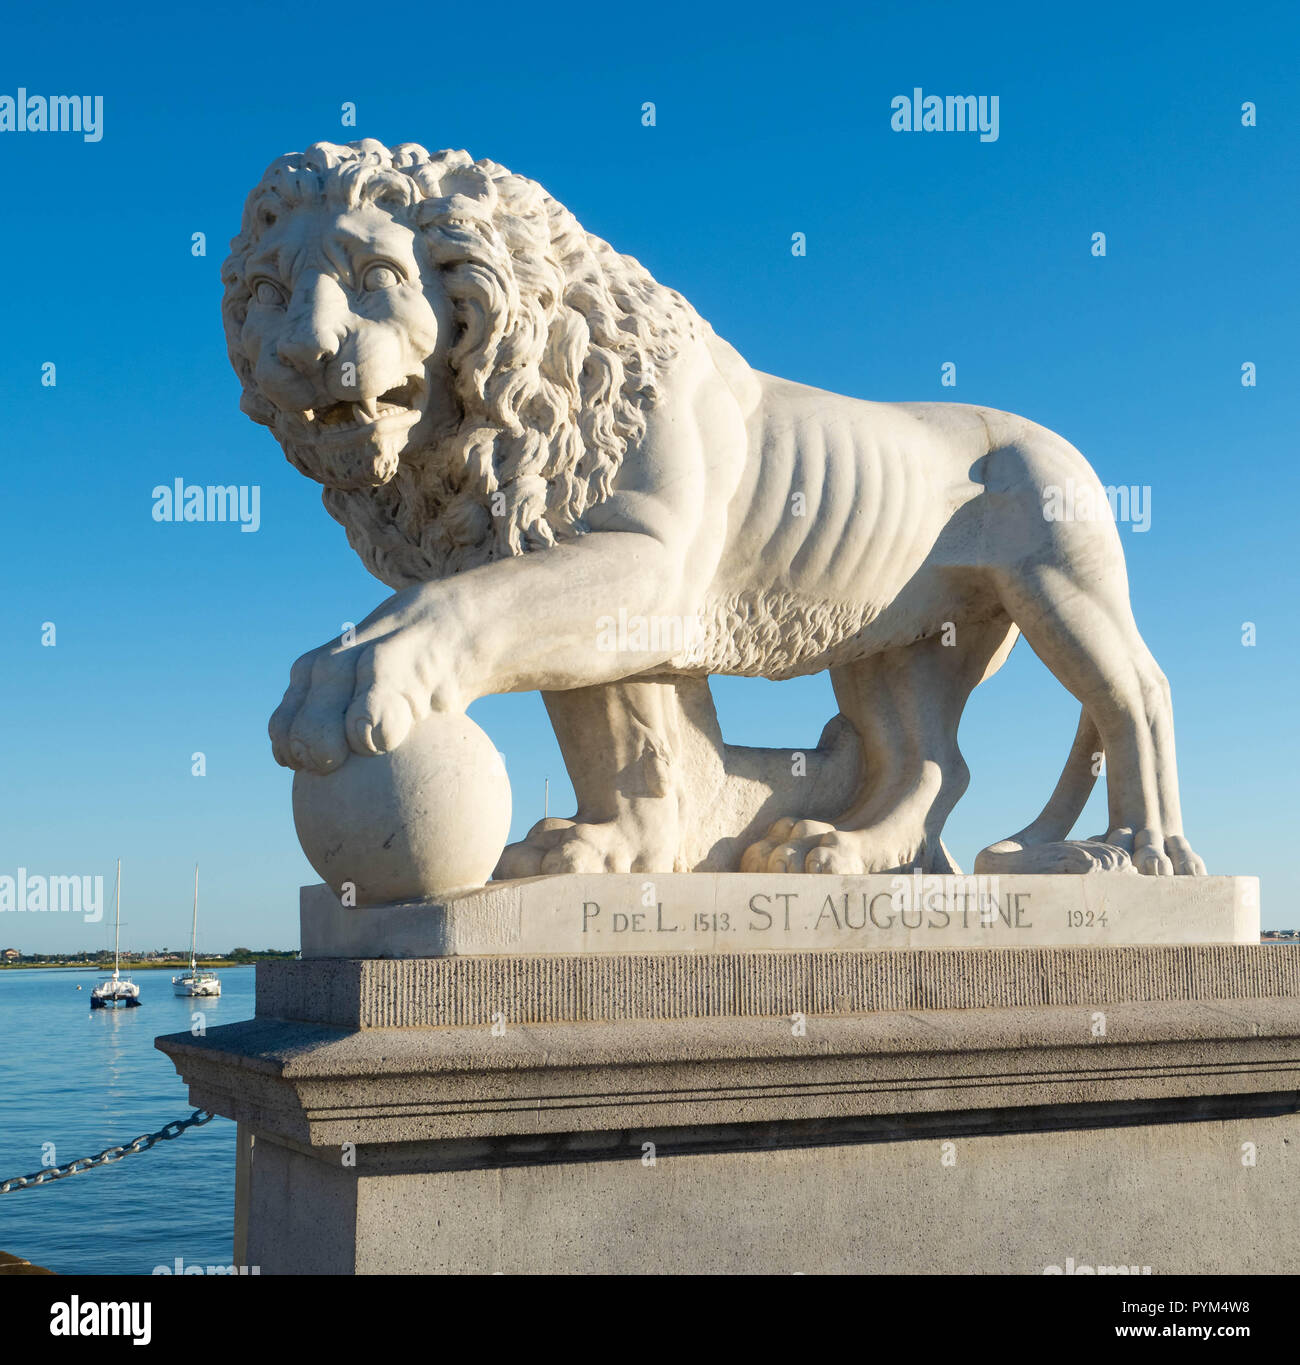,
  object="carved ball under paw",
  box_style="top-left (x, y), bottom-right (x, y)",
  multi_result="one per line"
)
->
top-left (293, 711), bottom-right (511, 906)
